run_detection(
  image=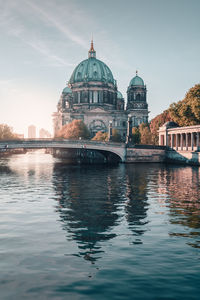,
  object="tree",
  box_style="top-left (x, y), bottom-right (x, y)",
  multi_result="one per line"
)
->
top-left (92, 131), bottom-right (108, 141)
top-left (150, 110), bottom-right (172, 144)
top-left (139, 123), bottom-right (153, 144)
top-left (55, 120), bottom-right (90, 140)
top-left (112, 129), bottom-right (122, 142)
top-left (132, 127), bottom-right (140, 144)
top-left (0, 124), bottom-right (16, 140)
top-left (169, 84), bottom-right (200, 126)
